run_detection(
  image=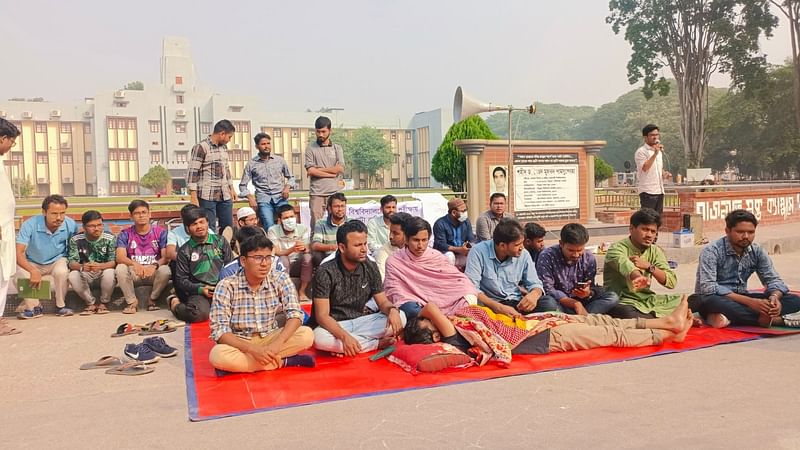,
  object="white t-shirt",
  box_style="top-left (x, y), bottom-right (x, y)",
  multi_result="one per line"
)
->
top-left (0, 165), bottom-right (16, 281)
top-left (634, 143), bottom-right (664, 195)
